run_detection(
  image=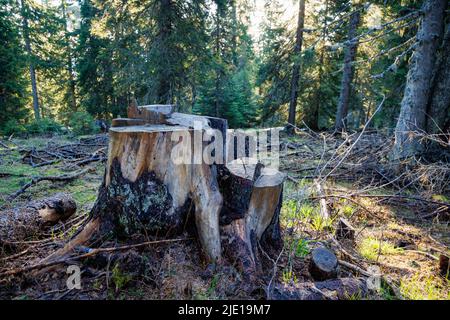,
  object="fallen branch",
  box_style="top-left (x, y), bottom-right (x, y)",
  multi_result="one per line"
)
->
top-left (7, 167), bottom-right (92, 201)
